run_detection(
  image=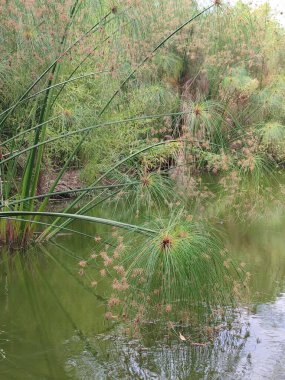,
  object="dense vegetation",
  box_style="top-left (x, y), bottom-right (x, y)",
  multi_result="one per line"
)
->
top-left (0, 0), bottom-right (284, 326)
